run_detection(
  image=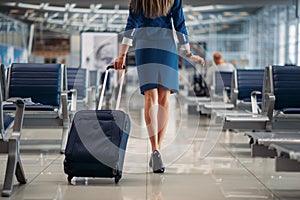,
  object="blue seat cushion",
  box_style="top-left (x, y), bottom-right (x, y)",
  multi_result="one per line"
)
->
top-left (3, 114), bottom-right (14, 130)
top-left (9, 63), bottom-right (61, 106)
top-left (215, 71), bottom-right (232, 95)
top-left (272, 66), bottom-right (300, 110)
top-left (237, 69), bottom-right (264, 100)
top-left (4, 104), bottom-right (57, 111)
top-left (281, 108), bottom-right (300, 114)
